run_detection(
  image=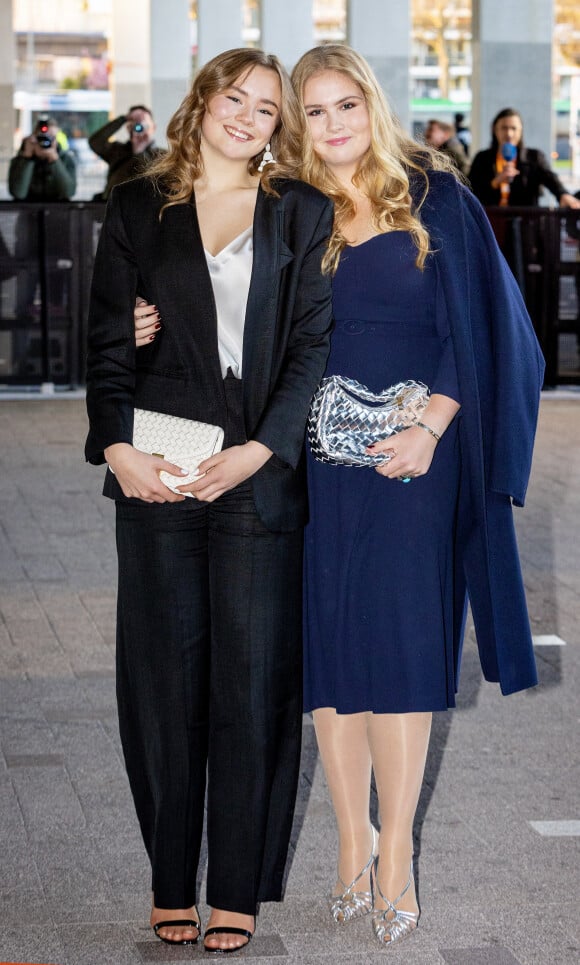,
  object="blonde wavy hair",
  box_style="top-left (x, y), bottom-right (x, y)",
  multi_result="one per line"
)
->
top-left (147, 48), bottom-right (304, 212)
top-left (291, 45), bottom-right (459, 273)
